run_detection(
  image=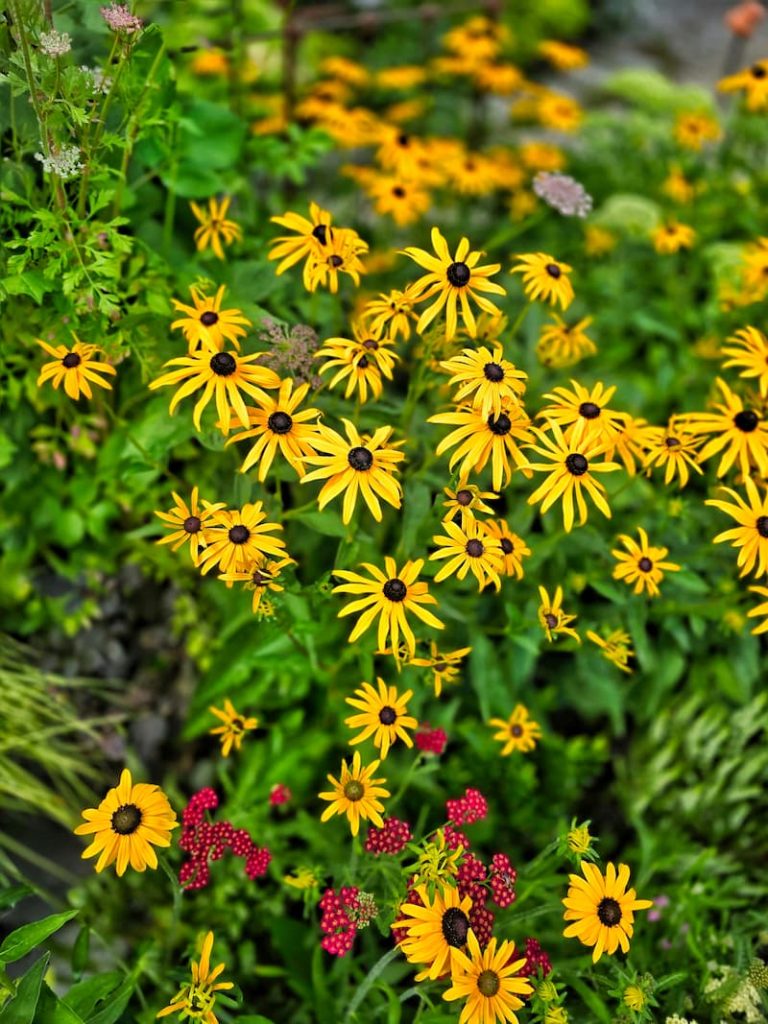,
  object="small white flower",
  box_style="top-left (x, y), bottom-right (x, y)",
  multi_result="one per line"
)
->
top-left (34, 144), bottom-right (84, 180)
top-left (80, 65), bottom-right (112, 94)
top-left (40, 29), bottom-right (72, 57)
